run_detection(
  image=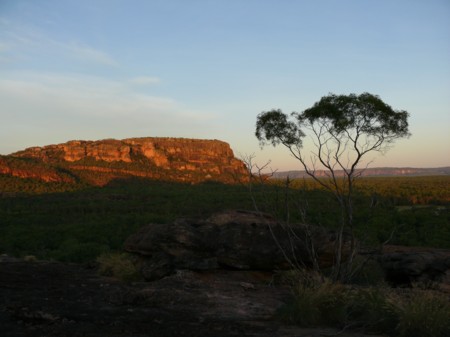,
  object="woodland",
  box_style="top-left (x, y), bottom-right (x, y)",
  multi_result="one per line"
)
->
top-left (0, 175), bottom-right (448, 263)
